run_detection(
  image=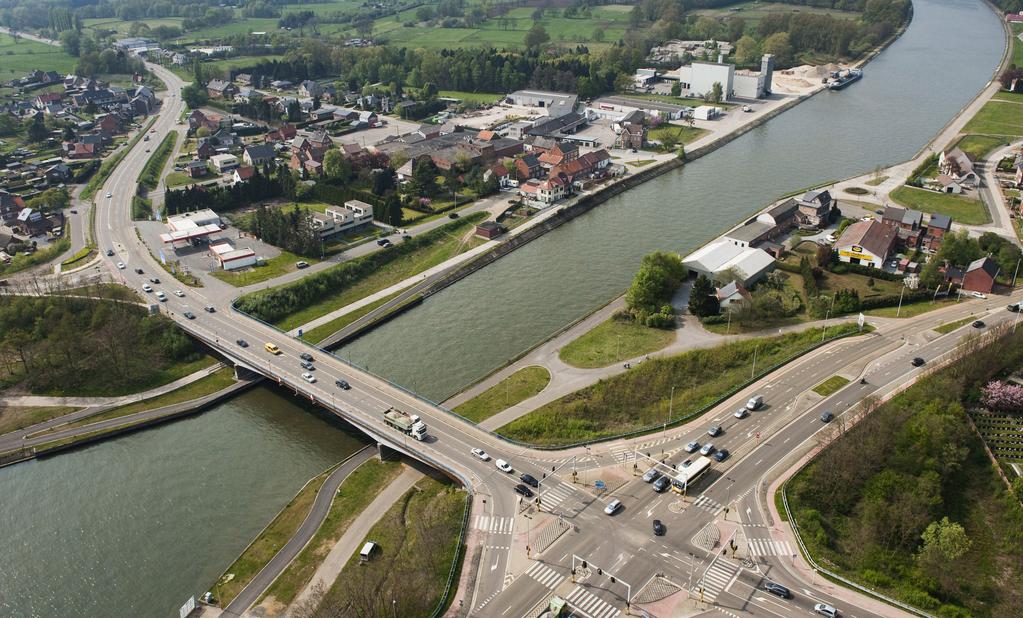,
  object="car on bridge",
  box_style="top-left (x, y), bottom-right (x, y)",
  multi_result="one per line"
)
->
top-left (471, 448), bottom-right (490, 461)
top-left (496, 459), bottom-right (513, 473)
top-left (301, 372), bottom-right (316, 383)
top-left (335, 379), bottom-right (351, 390)
top-left (820, 411), bottom-right (835, 423)
top-left (300, 352), bottom-right (314, 362)
top-left (684, 441), bottom-right (700, 453)
top-left (236, 339), bottom-right (249, 348)
top-left (642, 468), bottom-right (661, 482)
top-left (265, 343), bottom-right (281, 355)
top-left (183, 311), bottom-right (195, 320)
top-left (514, 484), bottom-right (534, 498)
top-left (301, 361), bottom-right (315, 371)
